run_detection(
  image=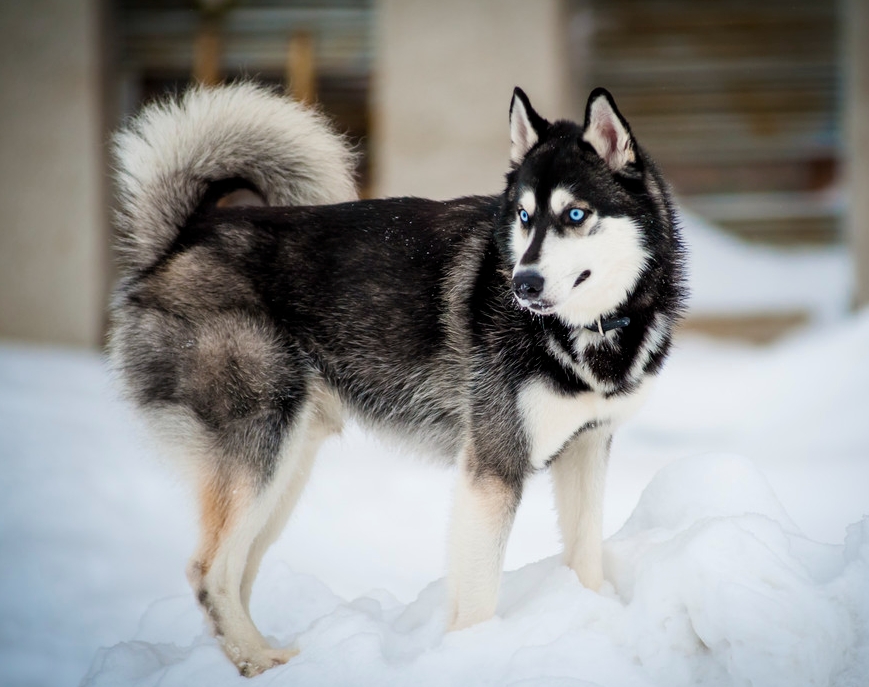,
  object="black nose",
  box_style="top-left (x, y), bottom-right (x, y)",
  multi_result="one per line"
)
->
top-left (512, 271), bottom-right (545, 300)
